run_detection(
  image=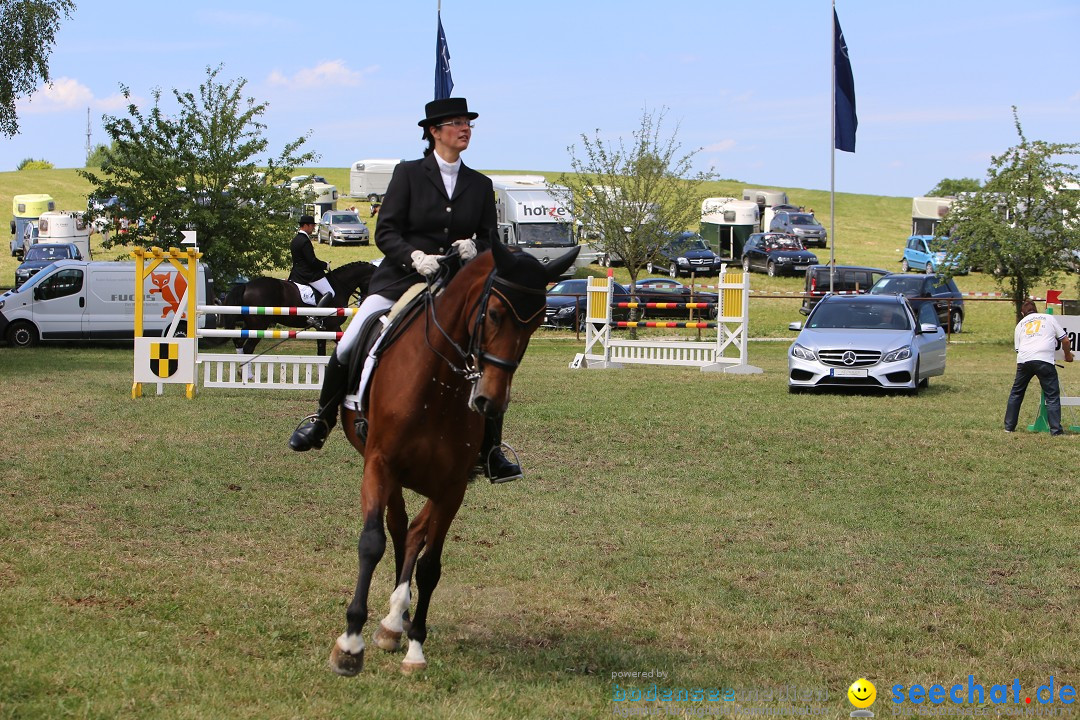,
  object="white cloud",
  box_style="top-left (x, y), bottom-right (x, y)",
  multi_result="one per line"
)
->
top-left (267, 60), bottom-right (375, 90)
top-left (20, 77), bottom-right (93, 113)
top-left (704, 139), bottom-right (736, 153)
top-left (18, 77), bottom-right (139, 114)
